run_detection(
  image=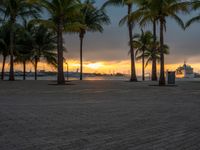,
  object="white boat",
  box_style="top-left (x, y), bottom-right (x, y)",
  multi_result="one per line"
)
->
top-left (176, 62), bottom-right (194, 78)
